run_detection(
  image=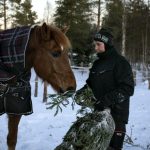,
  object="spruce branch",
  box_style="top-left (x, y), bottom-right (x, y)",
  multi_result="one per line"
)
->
top-left (46, 90), bottom-right (75, 116)
top-left (46, 86), bottom-right (96, 116)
